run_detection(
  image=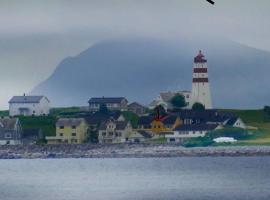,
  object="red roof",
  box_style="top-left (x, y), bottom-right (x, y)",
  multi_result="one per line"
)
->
top-left (194, 50), bottom-right (207, 63)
